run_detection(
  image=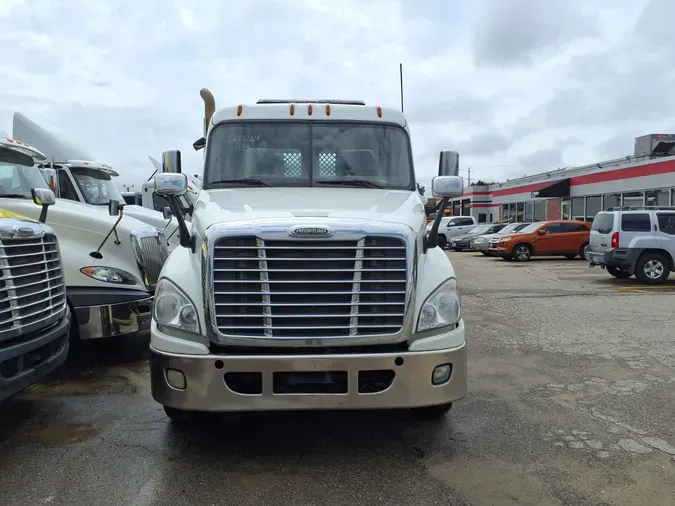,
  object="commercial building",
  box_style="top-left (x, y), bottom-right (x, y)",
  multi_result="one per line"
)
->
top-left (447, 133), bottom-right (675, 223)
